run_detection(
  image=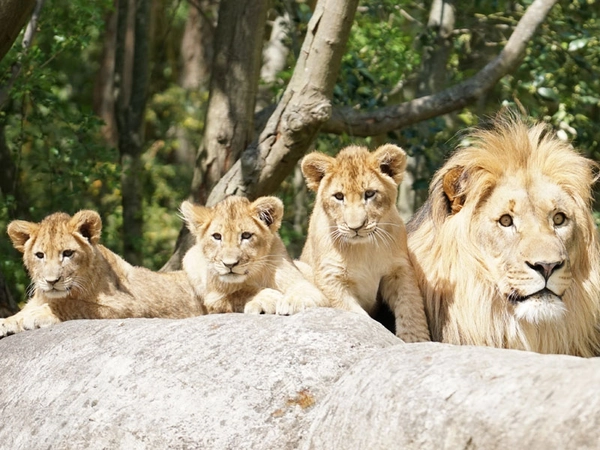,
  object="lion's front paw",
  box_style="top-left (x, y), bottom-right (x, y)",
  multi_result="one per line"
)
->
top-left (276, 291), bottom-right (319, 316)
top-left (0, 317), bottom-right (22, 338)
top-left (0, 305), bottom-right (60, 338)
top-left (244, 288), bottom-right (283, 315)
